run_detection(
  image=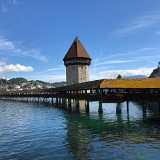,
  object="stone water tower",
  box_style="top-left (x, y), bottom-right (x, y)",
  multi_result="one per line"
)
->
top-left (63, 37), bottom-right (91, 85)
